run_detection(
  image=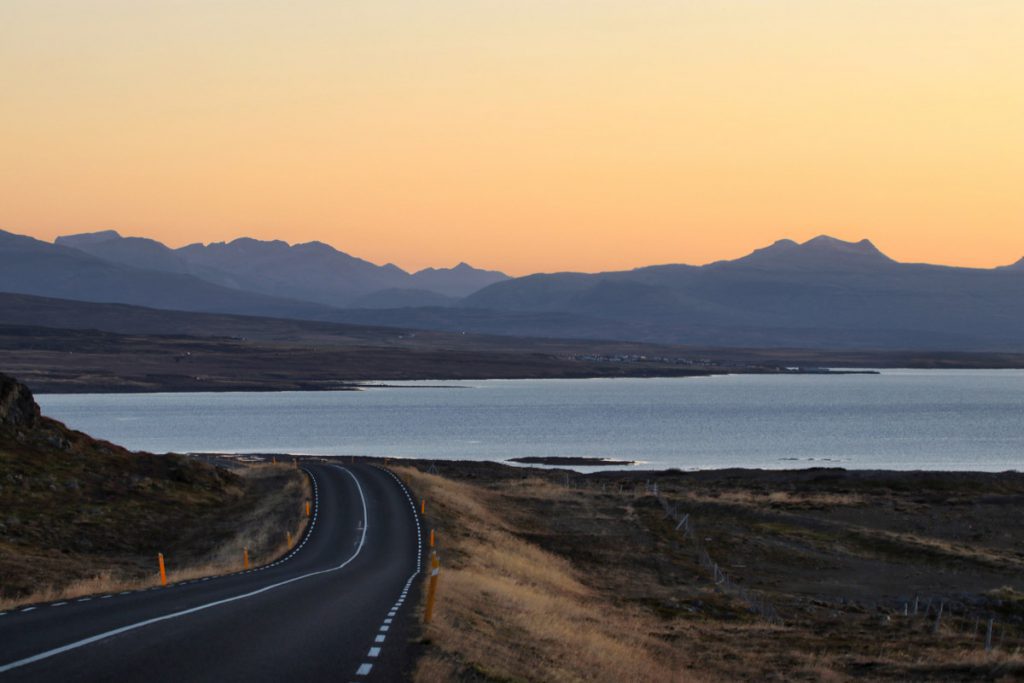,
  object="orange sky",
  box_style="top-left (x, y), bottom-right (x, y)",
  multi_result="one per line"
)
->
top-left (1, 1), bottom-right (1022, 275)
